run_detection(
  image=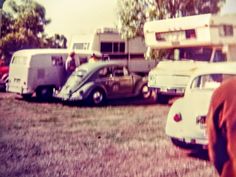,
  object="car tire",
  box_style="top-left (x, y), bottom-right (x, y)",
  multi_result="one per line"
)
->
top-left (22, 94), bottom-right (32, 100)
top-left (156, 93), bottom-right (169, 104)
top-left (89, 89), bottom-right (106, 106)
top-left (171, 138), bottom-right (195, 149)
top-left (140, 84), bottom-right (151, 99)
top-left (36, 87), bottom-right (53, 101)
